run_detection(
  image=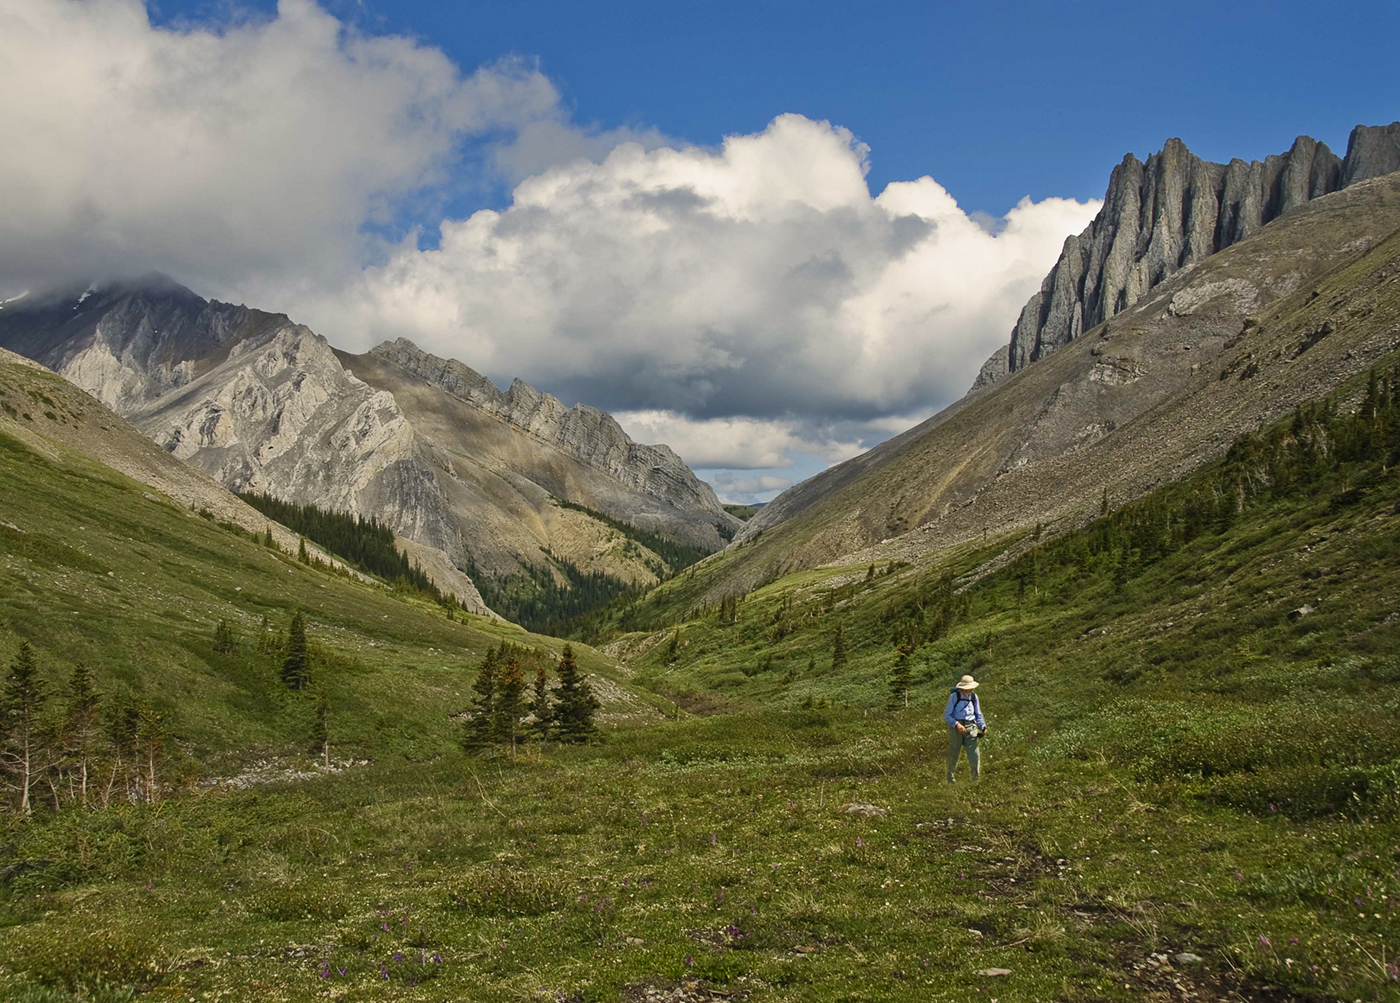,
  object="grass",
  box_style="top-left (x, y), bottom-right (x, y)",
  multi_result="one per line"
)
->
top-left (0, 405), bottom-right (662, 774)
top-left (1, 361), bottom-right (1399, 999)
top-left (0, 715), bottom-right (1393, 1001)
